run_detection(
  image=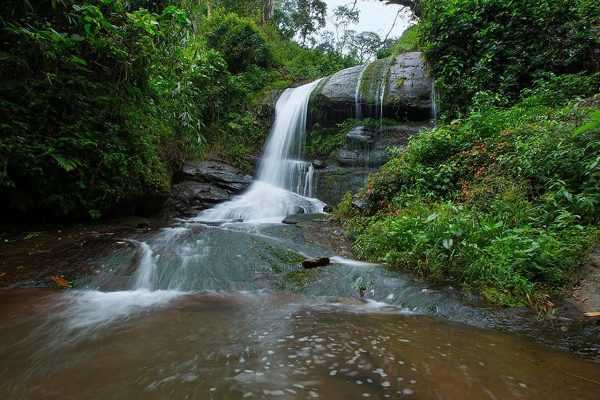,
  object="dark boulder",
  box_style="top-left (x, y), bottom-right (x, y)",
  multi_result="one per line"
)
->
top-left (166, 160), bottom-right (253, 216)
top-left (181, 160), bottom-right (253, 192)
top-left (302, 257), bottom-right (330, 269)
